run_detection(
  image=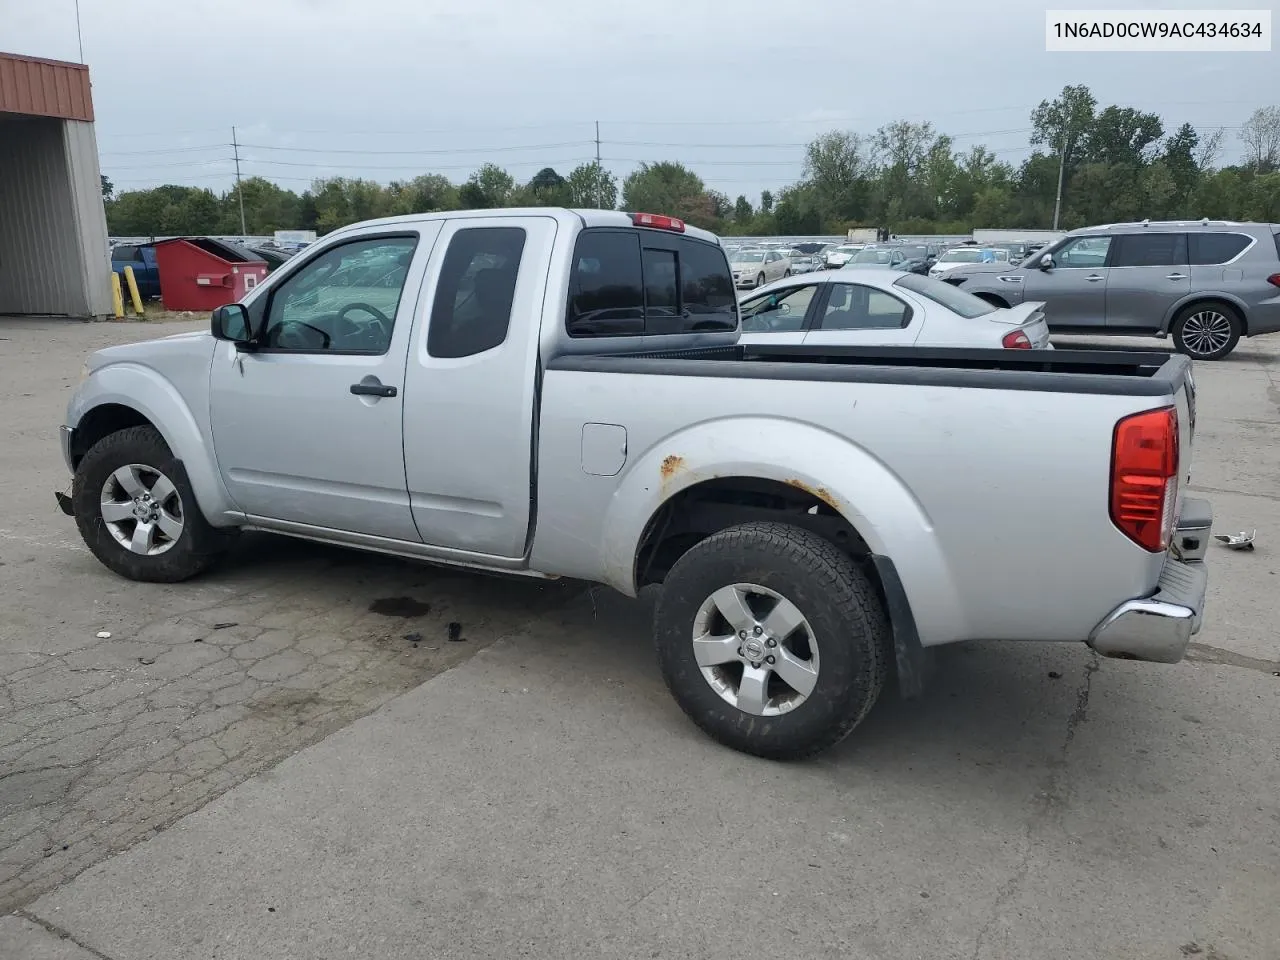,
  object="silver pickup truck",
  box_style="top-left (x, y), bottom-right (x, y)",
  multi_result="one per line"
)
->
top-left (58, 208), bottom-right (1212, 760)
